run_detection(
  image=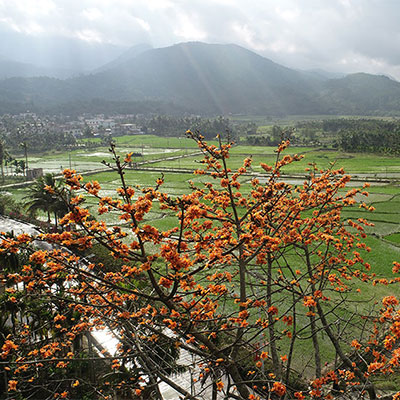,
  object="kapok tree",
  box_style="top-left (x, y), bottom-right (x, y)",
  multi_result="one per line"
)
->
top-left (1, 131), bottom-right (399, 400)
